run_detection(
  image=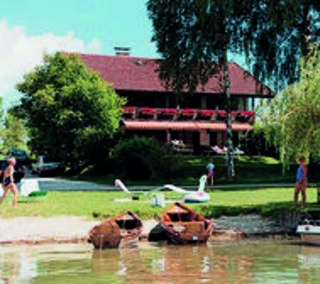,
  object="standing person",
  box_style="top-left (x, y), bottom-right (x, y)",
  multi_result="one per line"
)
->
top-left (294, 156), bottom-right (308, 207)
top-left (206, 159), bottom-right (215, 190)
top-left (0, 158), bottom-right (18, 207)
